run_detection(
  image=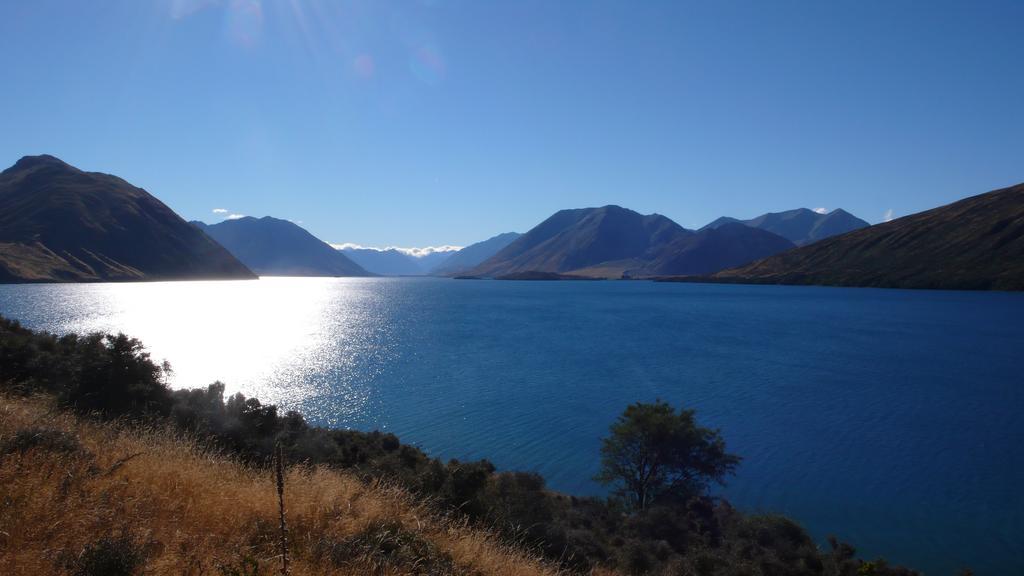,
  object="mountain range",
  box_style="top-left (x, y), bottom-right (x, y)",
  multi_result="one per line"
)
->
top-left (3, 153), bottom-right (1018, 291)
top-left (468, 206), bottom-right (797, 278)
top-left (703, 183), bottom-right (1024, 290)
top-left (339, 232), bottom-right (522, 276)
top-left (0, 155), bottom-right (254, 283)
top-left (340, 246), bottom-right (455, 276)
top-left (702, 208), bottom-right (869, 246)
top-left (638, 223), bottom-right (797, 277)
top-left (193, 217), bottom-right (369, 277)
